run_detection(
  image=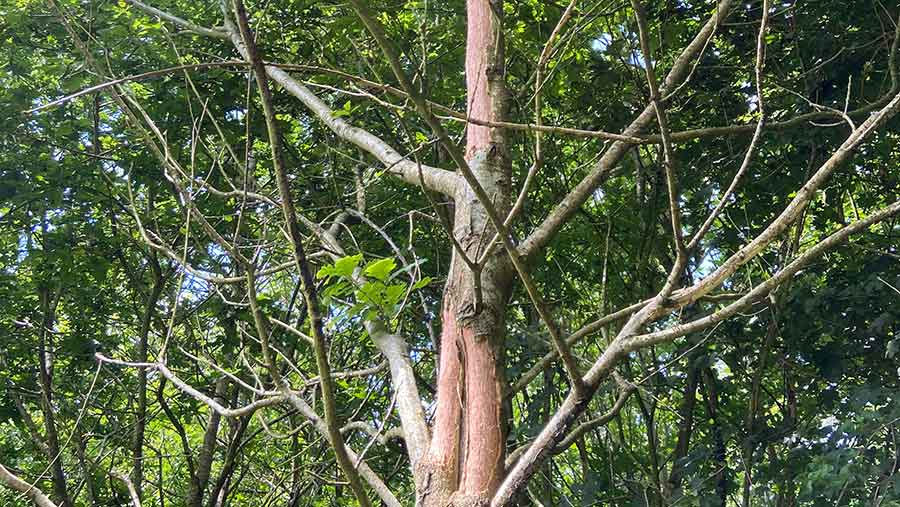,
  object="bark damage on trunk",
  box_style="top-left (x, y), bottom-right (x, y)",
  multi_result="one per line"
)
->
top-left (417, 1), bottom-right (513, 506)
